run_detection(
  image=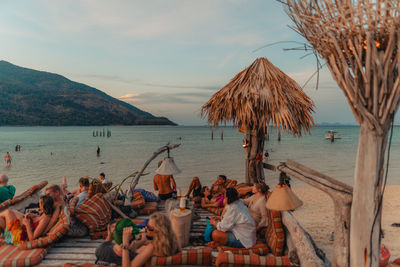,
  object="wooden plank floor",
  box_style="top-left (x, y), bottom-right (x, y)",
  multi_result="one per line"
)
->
top-left (37, 202), bottom-right (215, 266)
